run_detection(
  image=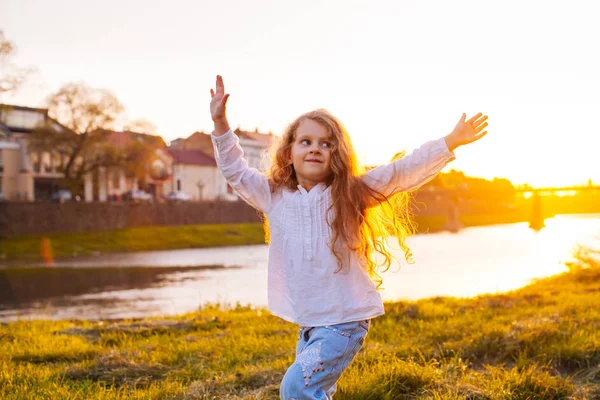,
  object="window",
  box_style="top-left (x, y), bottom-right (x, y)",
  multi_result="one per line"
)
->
top-left (31, 152), bottom-right (40, 173)
top-left (53, 152), bottom-right (63, 173)
top-left (112, 173), bottom-right (120, 190)
top-left (43, 152), bottom-right (52, 173)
